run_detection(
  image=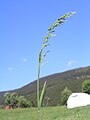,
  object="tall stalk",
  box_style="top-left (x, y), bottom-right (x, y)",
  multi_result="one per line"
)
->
top-left (37, 12), bottom-right (76, 120)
